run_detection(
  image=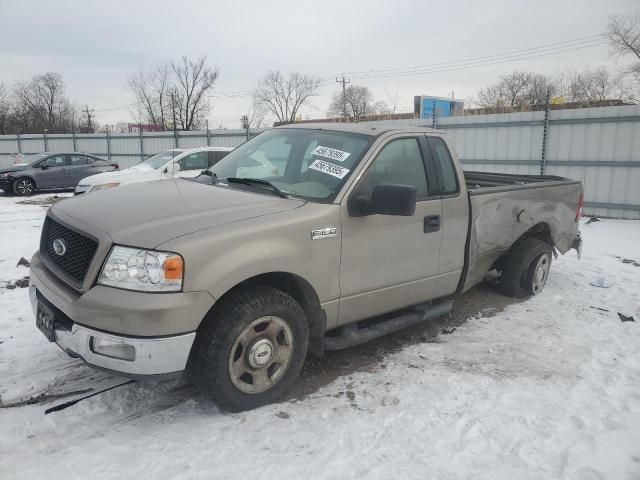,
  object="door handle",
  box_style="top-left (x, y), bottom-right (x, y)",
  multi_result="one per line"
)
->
top-left (423, 215), bottom-right (441, 233)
